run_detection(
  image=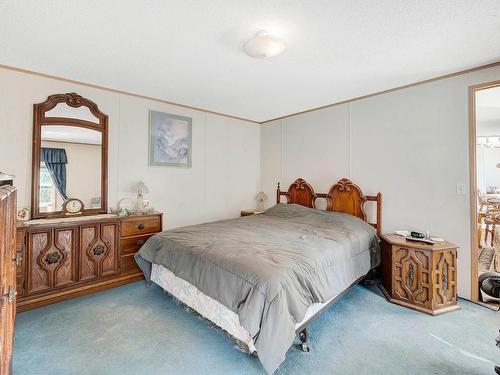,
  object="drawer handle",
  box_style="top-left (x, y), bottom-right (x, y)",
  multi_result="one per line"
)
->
top-left (1, 286), bottom-right (16, 304)
top-left (45, 252), bottom-right (61, 265)
top-left (408, 263), bottom-right (414, 288)
top-left (442, 264), bottom-right (448, 294)
top-left (137, 224), bottom-right (145, 230)
top-left (13, 254), bottom-right (22, 266)
top-left (93, 245), bottom-right (105, 256)
top-left (136, 240), bottom-right (145, 246)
